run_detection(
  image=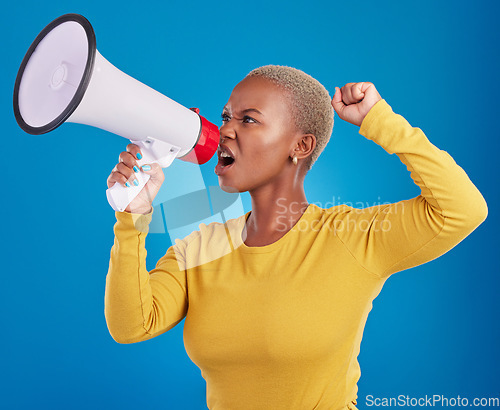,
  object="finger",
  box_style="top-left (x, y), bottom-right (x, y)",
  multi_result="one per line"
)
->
top-left (331, 87), bottom-right (346, 115)
top-left (140, 162), bottom-right (160, 174)
top-left (116, 161), bottom-right (136, 181)
top-left (113, 161), bottom-right (139, 186)
top-left (141, 163), bottom-right (165, 184)
top-left (342, 83), bottom-right (360, 105)
top-left (112, 163), bottom-right (137, 187)
top-left (340, 84), bottom-right (352, 105)
top-left (359, 81), bottom-right (374, 94)
top-left (107, 169), bottom-right (131, 188)
top-left (352, 82), bottom-right (366, 101)
top-left (119, 151), bottom-right (139, 169)
top-left (126, 143), bottom-right (143, 161)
